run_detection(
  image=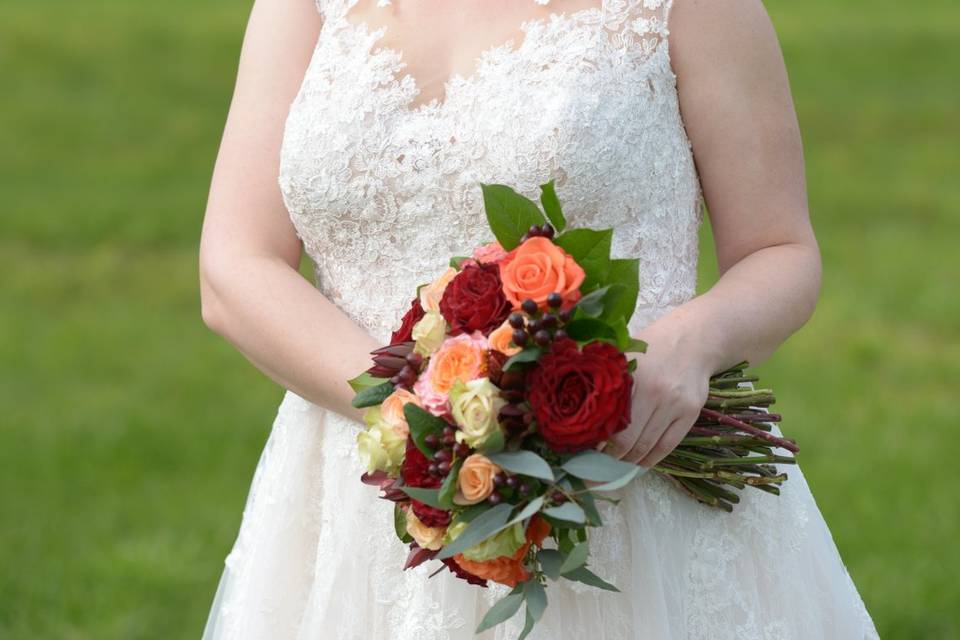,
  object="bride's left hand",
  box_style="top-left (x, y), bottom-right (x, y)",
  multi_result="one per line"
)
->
top-left (603, 312), bottom-right (718, 469)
